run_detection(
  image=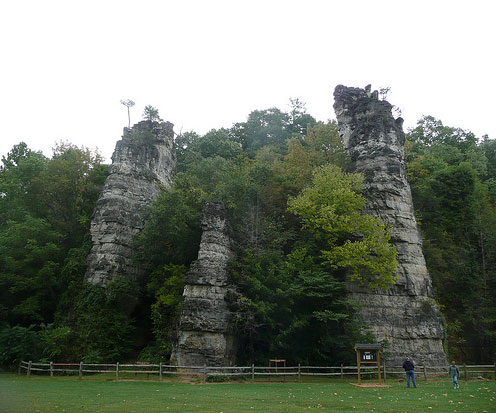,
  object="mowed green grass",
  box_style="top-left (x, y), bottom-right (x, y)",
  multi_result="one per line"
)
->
top-left (1, 374), bottom-right (495, 412)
